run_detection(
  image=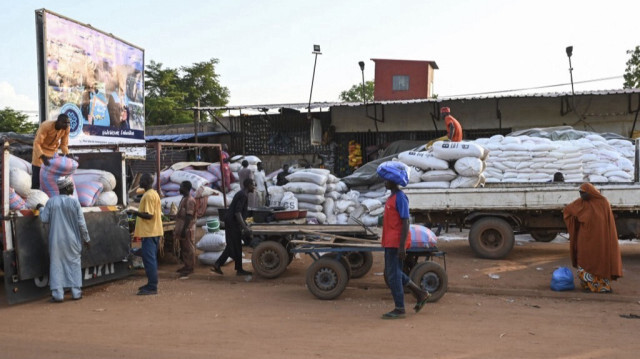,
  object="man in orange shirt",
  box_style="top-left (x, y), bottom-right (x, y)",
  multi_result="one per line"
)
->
top-left (440, 107), bottom-right (463, 142)
top-left (31, 114), bottom-right (71, 189)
